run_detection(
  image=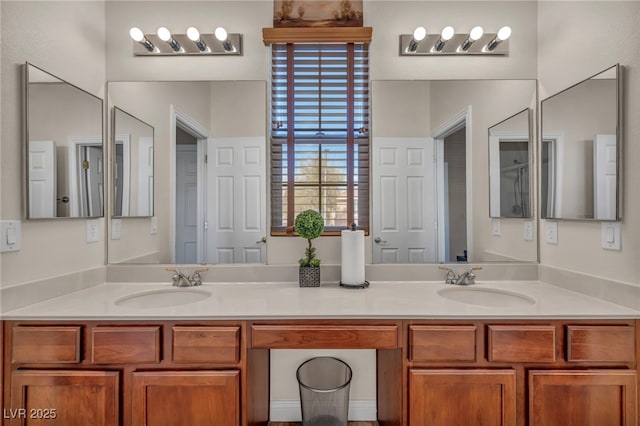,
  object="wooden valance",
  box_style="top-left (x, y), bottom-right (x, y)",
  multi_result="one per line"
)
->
top-left (262, 27), bottom-right (372, 45)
